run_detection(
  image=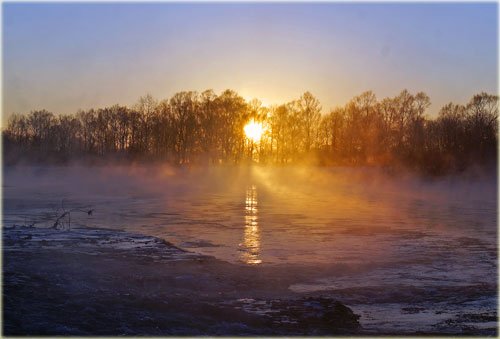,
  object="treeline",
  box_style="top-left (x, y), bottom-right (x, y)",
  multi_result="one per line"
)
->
top-left (3, 89), bottom-right (498, 174)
